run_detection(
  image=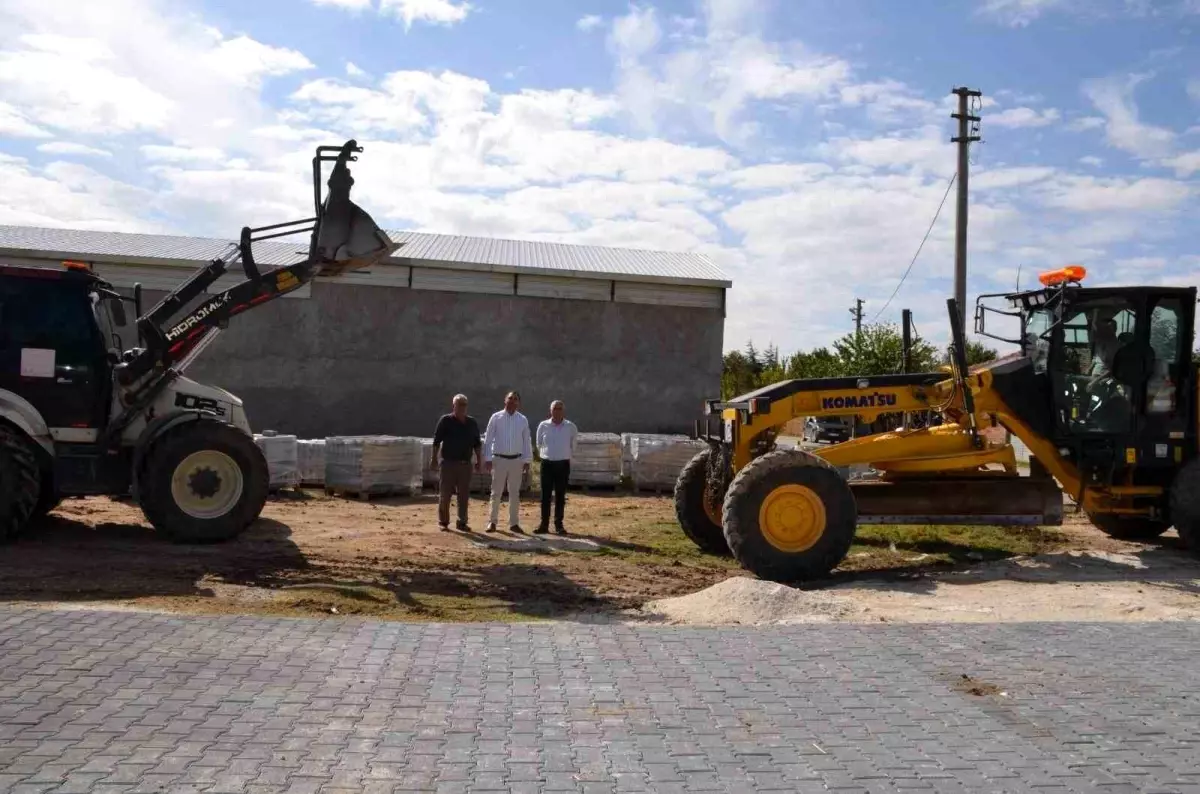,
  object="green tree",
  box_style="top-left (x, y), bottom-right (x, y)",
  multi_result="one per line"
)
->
top-left (832, 322), bottom-right (938, 376)
top-left (785, 347), bottom-right (844, 380)
top-left (964, 340), bottom-right (999, 366)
